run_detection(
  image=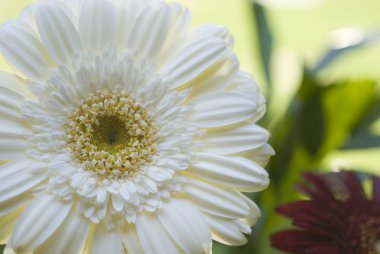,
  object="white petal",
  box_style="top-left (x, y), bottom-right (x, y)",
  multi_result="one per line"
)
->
top-left (0, 208), bottom-right (24, 244)
top-left (35, 2), bottom-right (82, 65)
top-left (185, 177), bottom-right (249, 219)
top-left (201, 123), bottom-right (269, 155)
top-left (190, 24), bottom-right (234, 47)
top-left (205, 214), bottom-right (250, 246)
top-left (115, 0), bottom-right (162, 49)
top-left (252, 144), bottom-right (275, 166)
top-left (0, 161), bottom-right (46, 202)
top-left (190, 153), bottom-right (269, 192)
top-left (230, 72), bottom-right (261, 99)
top-left (188, 51), bottom-right (239, 99)
top-left (158, 4), bottom-right (191, 66)
top-left (161, 37), bottom-right (228, 89)
top-left (120, 224), bottom-right (144, 254)
top-left (118, 185), bottom-right (131, 201)
top-left (229, 72), bottom-right (266, 123)
top-left (235, 143), bottom-right (275, 167)
top-left (35, 208), bottom-right (90, 254)
top-left (79, 0), bottom-right (115, 52)
top-left (0, 121), bottom-right (29, 160)
top-left (0, 72), bottom-right (32, 98)
top-left (0, 140), bottom-right (27, 160)
top-left (0, 86), bottom-right (24, 109)
top-left (135, 212), bottom-right (181, 254)
top-left (10, 193), bottom-right (73, 252)
top-left (88, 226), bottom-right (123, 254)
top-left (0, 193), bottom-right (30, 217)
top-left (111, 193), bottom-right (124, 212)
top-left (3, 246), bottom-right (16, 254)
top-left (238, 193), bottom-right (261, 226)
top-left (157, 198), bottom-right (211, 254)
top-left (128, 2), bottom-right (172, 59)
top-left (0, 23), bottom-right (53, 80)
top-left (59, 0), bottom-right (85, 14)
top-left (188, 92), bottom-right (258, 128)
top-left (115, 0), bottom-right (141, 48)
top-left (0, 84), bottom-right (26, 124)
top-left (96, 187), bottom-right (108, 205)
